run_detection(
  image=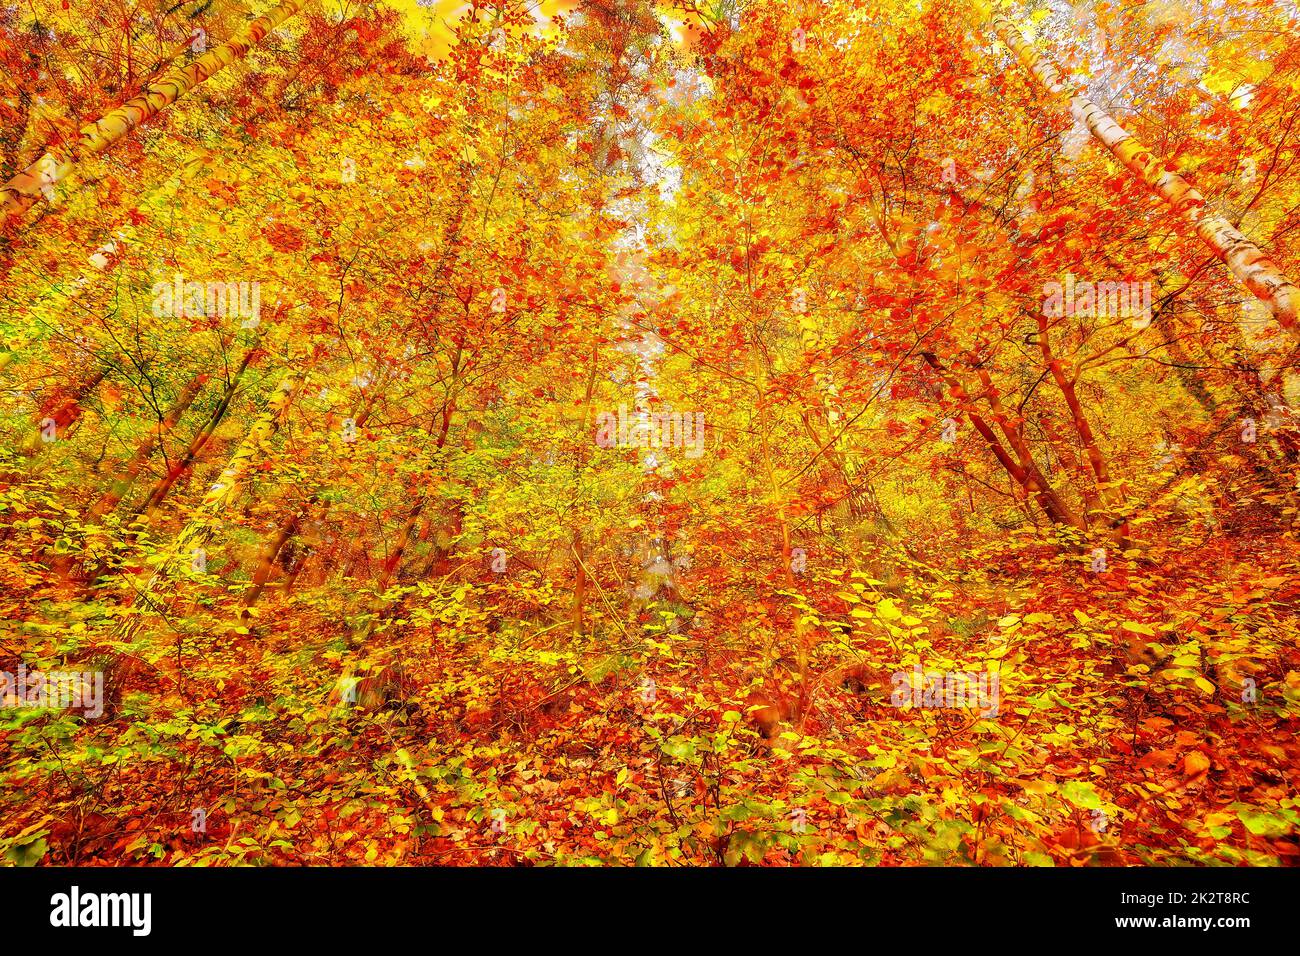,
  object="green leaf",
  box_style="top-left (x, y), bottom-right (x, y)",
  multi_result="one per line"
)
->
top-left (1059, 780), bottom-right (1103, 811)
top-left (1237, 808), bottom-right (1292, 837)
top-left (4, 835), bottom-right (47, 867)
